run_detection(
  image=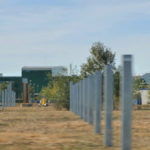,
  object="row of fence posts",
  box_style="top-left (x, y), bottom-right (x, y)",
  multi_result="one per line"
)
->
top-left (70, 55), bottom-right (133, 150)
top-left (0, 82), bottom-right (16, 108)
